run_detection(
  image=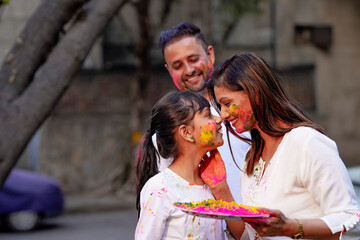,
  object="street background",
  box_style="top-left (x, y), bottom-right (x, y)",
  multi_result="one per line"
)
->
top-left (0, 0), bottom-right (359, 239)
top-left (0, 183), bottom-right (359, 240)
